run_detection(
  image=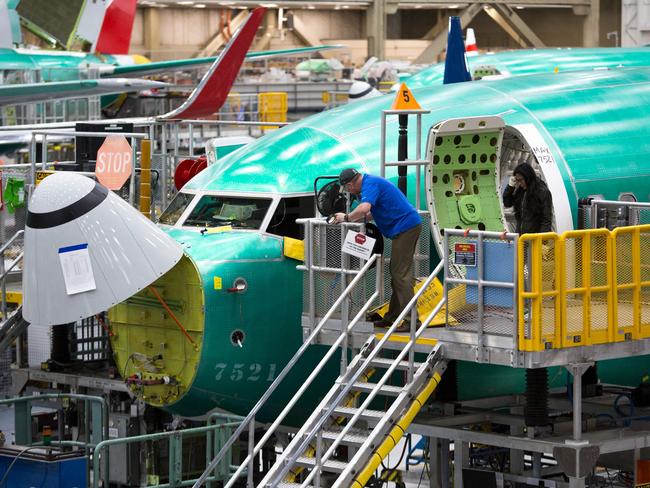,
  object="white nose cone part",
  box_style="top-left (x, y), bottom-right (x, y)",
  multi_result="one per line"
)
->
top-left (23, 173), bottom-right (183, 325)
top-left (348, 81), bottom-right (381, 102)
